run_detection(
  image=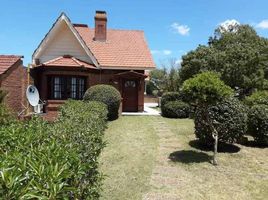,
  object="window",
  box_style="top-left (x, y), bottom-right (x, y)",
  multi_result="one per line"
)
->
top-left (124, 80), bottom-right (136, 88)
top-left (53, 77), bottom-right (62, 99)
top-left (49, 76), bottom-right (86, 100)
